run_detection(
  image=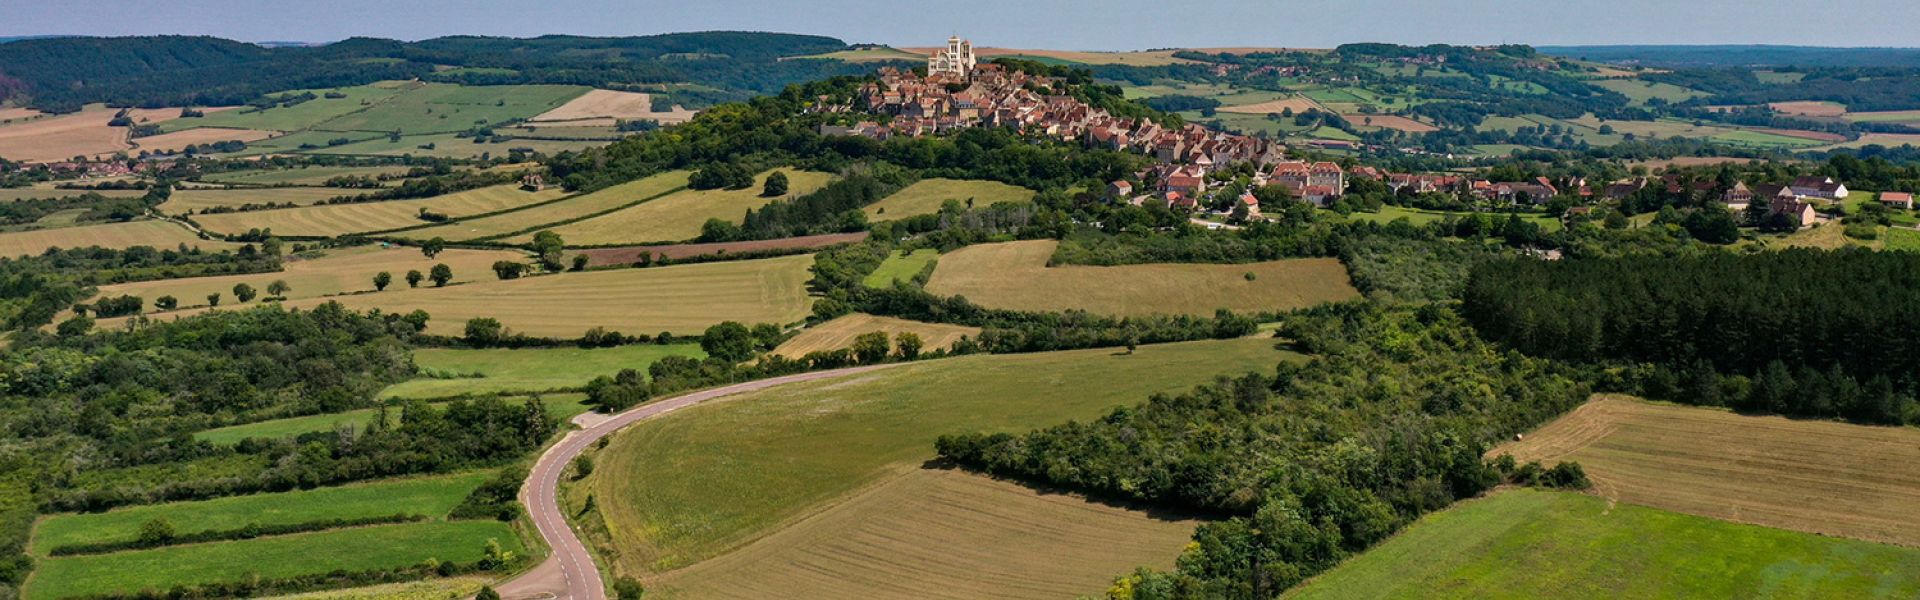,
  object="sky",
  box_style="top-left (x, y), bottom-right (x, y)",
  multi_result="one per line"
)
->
top-left (3, 0), bottom-right (1918, 49)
